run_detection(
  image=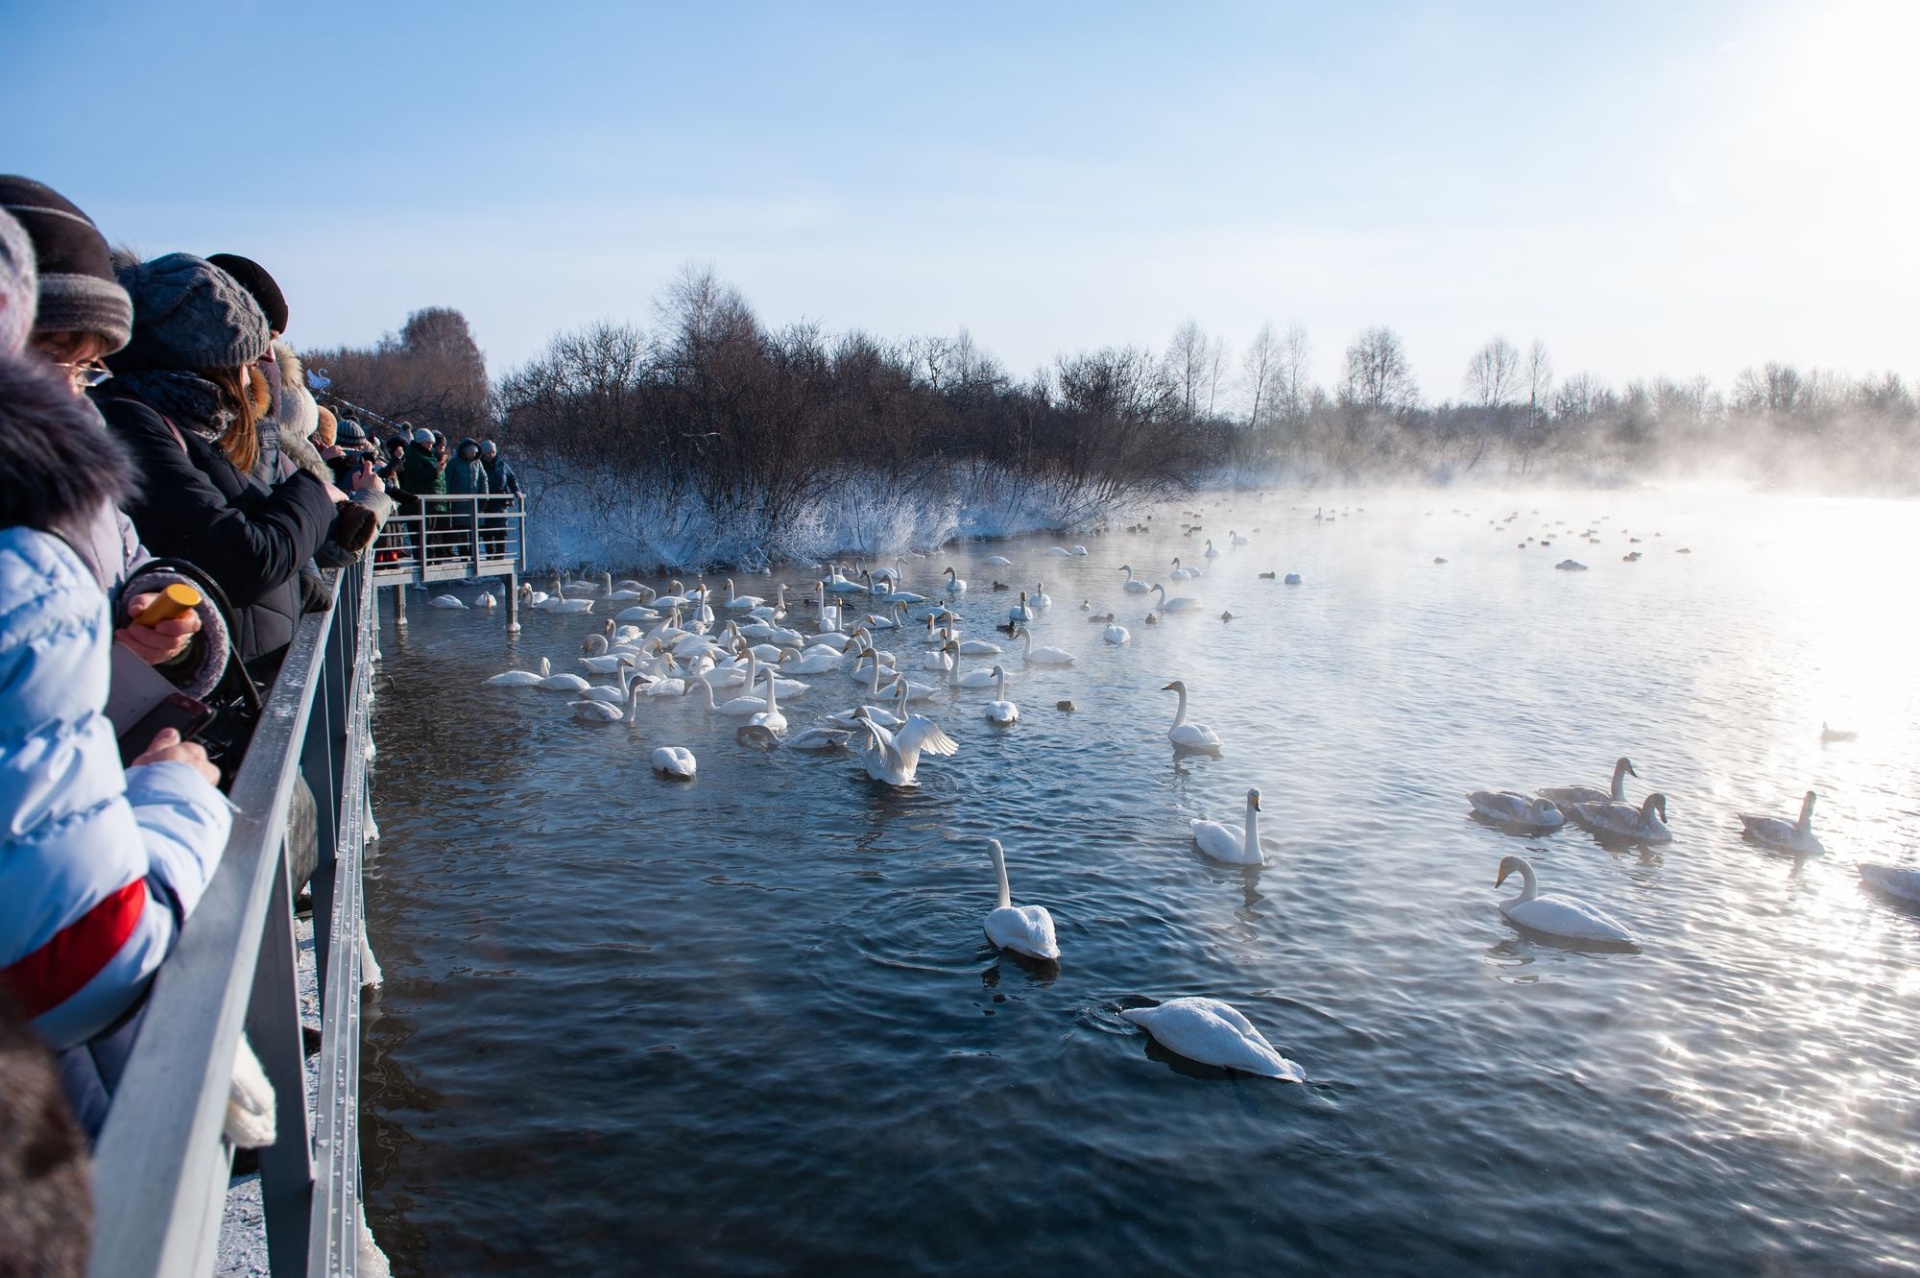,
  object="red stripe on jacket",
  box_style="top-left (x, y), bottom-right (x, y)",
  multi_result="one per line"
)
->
top-left (0, 880), bottom-right (149, 1021)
